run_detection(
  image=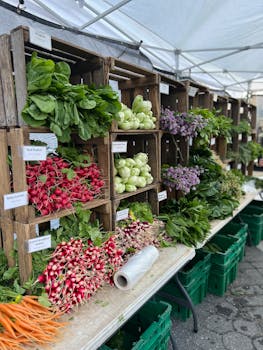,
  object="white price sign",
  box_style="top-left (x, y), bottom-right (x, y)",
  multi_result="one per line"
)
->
top-left (29, 27), bottom-right (52, 51)
top-left (189, 137), bottom-right (193, 146)
top-left (50, 218), bottom-right (60, 230)
top-left (238, 134), bottom-right (242, 141)
top-left (213, 94), bottom-right (218, 102)
top-left (240, 107), bottom-right (244, 114)
top-left (226, 165), bottom-right (231, 171)
top-left (160, 83), bottom-right (169, 95)
top-left (248, 136), bottom-right (252, 141)
top-left (26, 235), bottom-right (51, 253)
top-left (116, 208), bottom-right (129, 221)
top-left (227, 103), bottom-right (231, 110)
top-left (210, 137), bottom-right (216, 146)
top-left (188, 86), bottom-right (198, 97)
top-left (4, 191), bottom-right (28, 210)
top-left (158, 190), bottom-right (167, 202)
top-left (112, 141), bottom-right (127, 153)
top-left (237, 163), bottom-right (242, 170)
top-left (226, 137), bottom-right (232, 144)
top-left (29, 133), bottom-right (58, 154)
top-left (23, 146), bottom-right (46, 161)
